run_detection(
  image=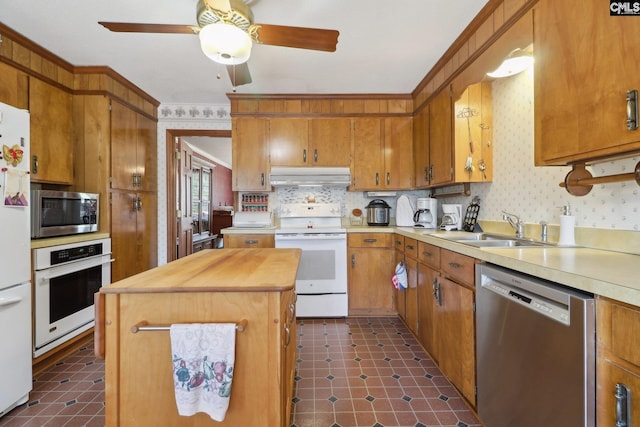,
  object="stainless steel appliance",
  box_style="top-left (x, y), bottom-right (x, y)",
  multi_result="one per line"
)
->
top-left (0, 102), bottom-right (32, 417)
top-left (413, 197), bottom-right (437, 228)
top-left (476, 263), bottom-right (595, 427)
top-left (365, 199), bottom-right (390, 226)
top-left (275, 202), bottom-right (347, 317)
top-left (33, 238), bottom-right (112, 357)
top-left (31, 190), bottom-right (99, 238)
